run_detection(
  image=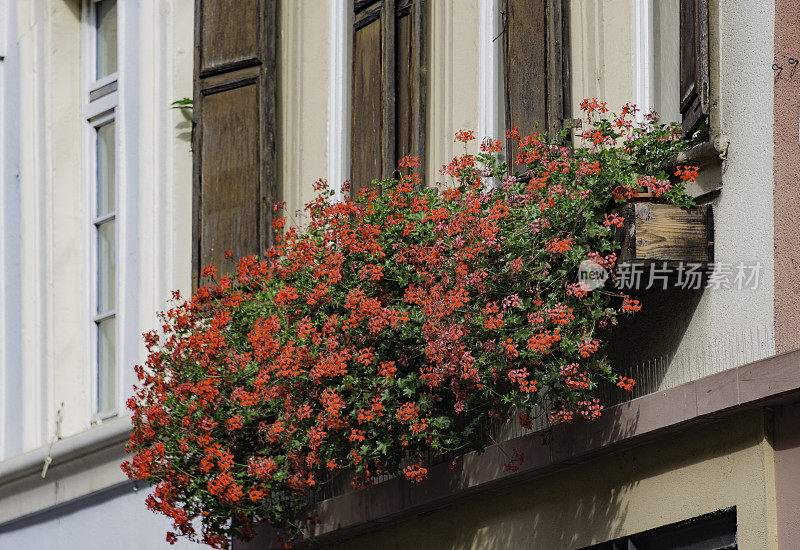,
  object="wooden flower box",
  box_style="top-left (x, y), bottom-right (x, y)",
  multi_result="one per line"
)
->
top-left (613, 202), bottom-right (714, 268)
